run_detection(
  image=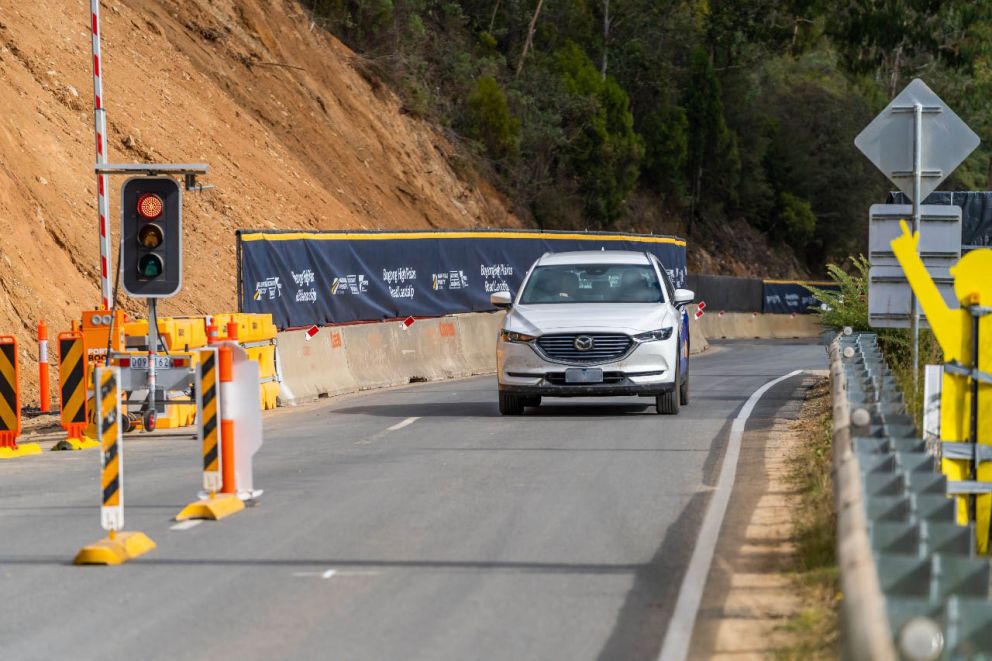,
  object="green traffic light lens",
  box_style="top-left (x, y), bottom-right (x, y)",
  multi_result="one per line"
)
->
top-left (137, 254), bottom-right (164, 278)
